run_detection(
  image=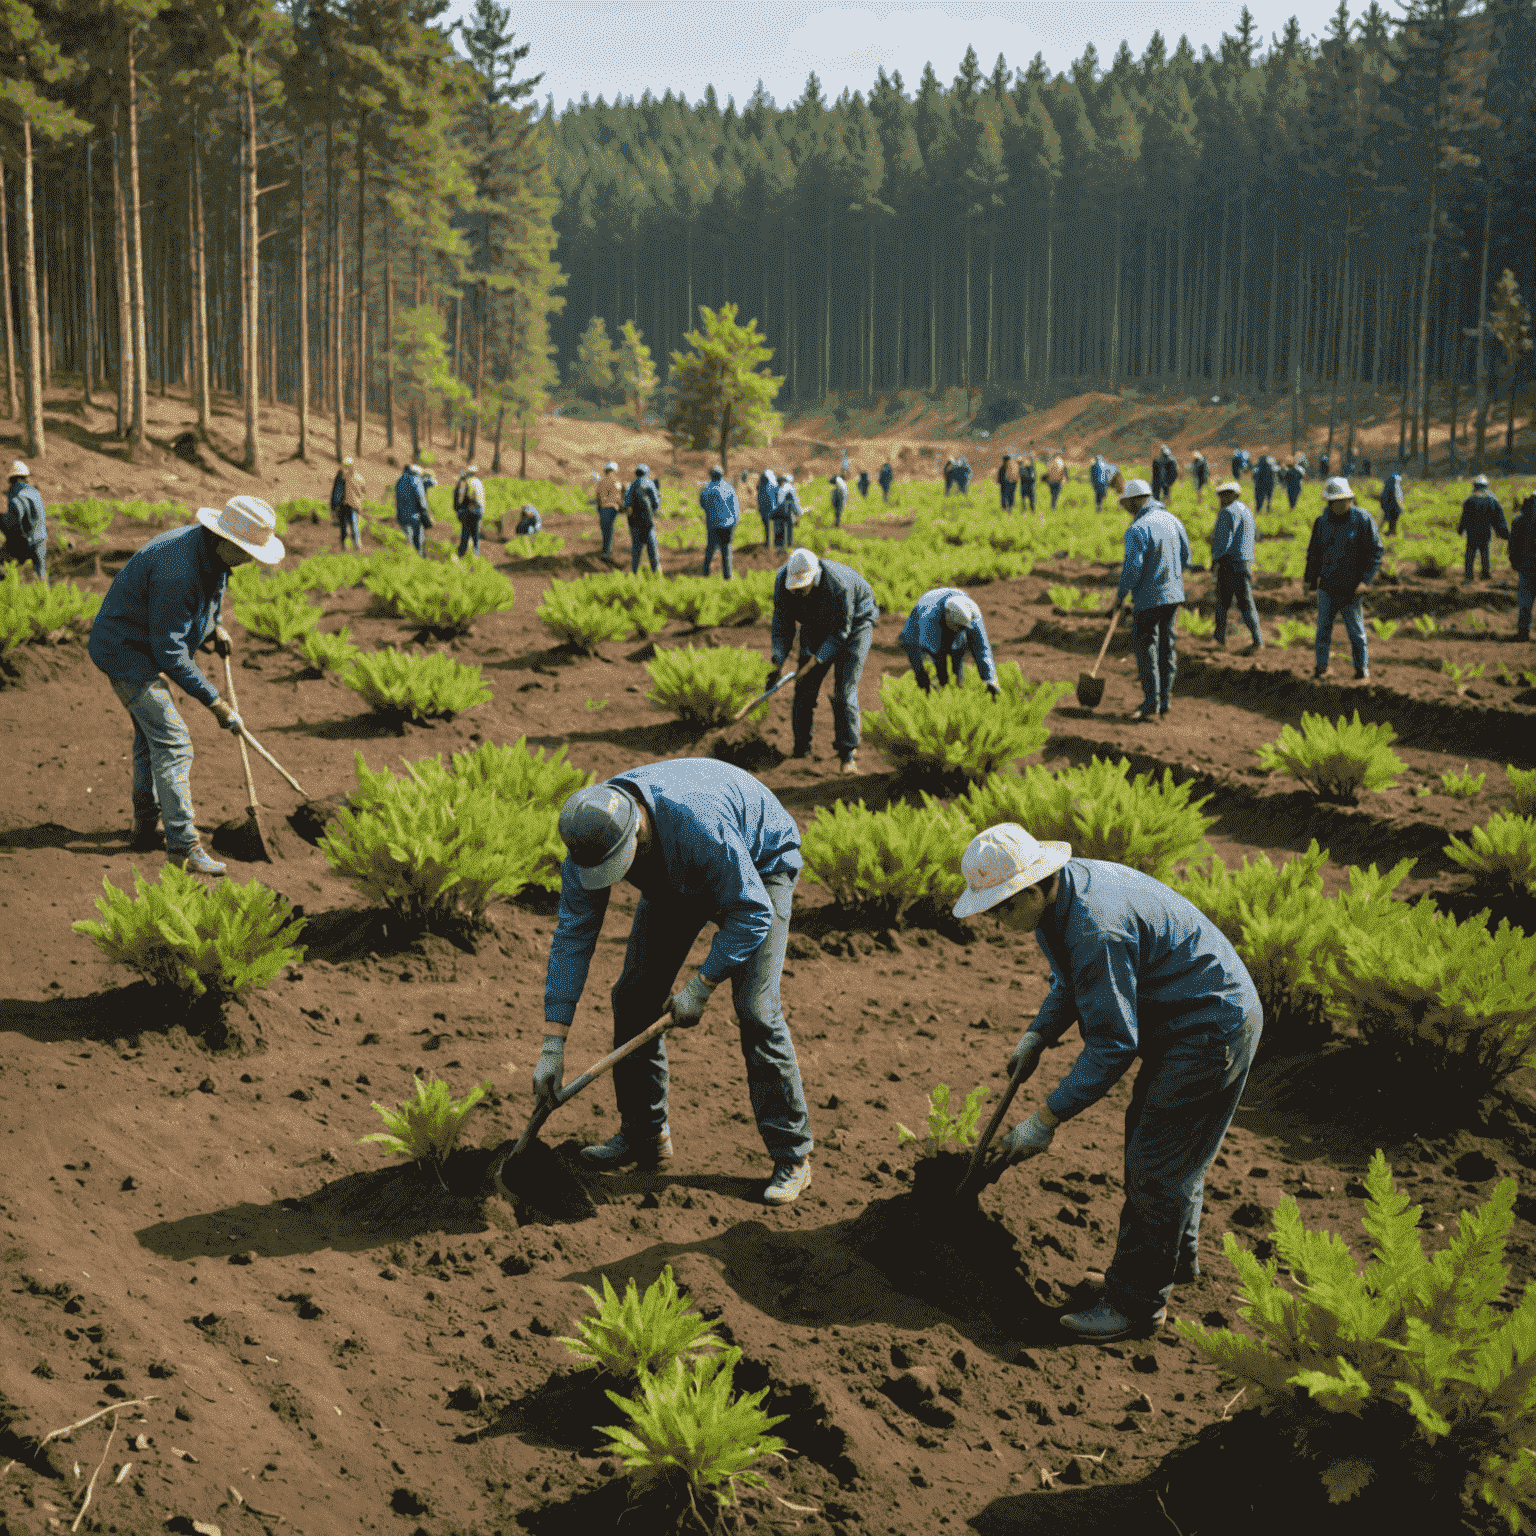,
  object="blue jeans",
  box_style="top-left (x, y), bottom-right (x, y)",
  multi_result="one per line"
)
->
top-left (702, 525), bottom-right (734, 579)
top-left (1465, 538), bottom-right (1491, 581)
top-left (1049, 481), bottom-right (1062, 509)
top-left (758, 512), bottom-right (772, 546)
top-left (1132, 604), bottom-right (1178, 712)
top-left (1382, 502), bottom-right (1400, 535)
top-left (1022, 483), bottom-right (1035, 512)
top-left (610, 870), bottom-right (812, 1164)
top-left (457, 512), bottom-right (483, 557)
top-left (1000, 482), bottom-right (1016, 511)
top-left (338, 509), bottom-right (360, 549)
top-left (1213, 559), bottom-right (1262, 647)
top-left (108, 674), bottom-right (198, 853)
top-left (771, 516), bottom-right (794, 550)
top-left (598, 505), bottom-right (619, 555)
top-left (1093, 485), bottom-right (1107, 510)
top-left (1516, 571), bottom-right (1532, 639)
top-left (1315, 587), bottom-right (1367, 673)
top-left (1106, 1006), bottom-right (1262, 1320)
top-left (832, 498), bottom-right (845, 527)
top-left (793, 622), bottom-right (873, 759)
top-left (399, 517), bottom-right (426, 554)
top-left (629, 523), bottom-right (659, 573)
